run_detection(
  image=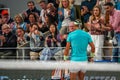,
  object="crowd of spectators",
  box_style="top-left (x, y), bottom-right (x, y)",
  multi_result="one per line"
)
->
top-left (0, 0), bottom-right (120, 62)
